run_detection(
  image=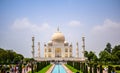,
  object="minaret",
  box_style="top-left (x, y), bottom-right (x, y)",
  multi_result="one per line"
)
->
top-left (32, 36), bottom-right (35, 58)
top-left (44, 43), bottom-right (47, 58)
top-left (38, 42), bottom-right (40, 58)
top-left (82, 36), bottom-right (85, 58)
top-left (76, 42), bottom-right (79, 58)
